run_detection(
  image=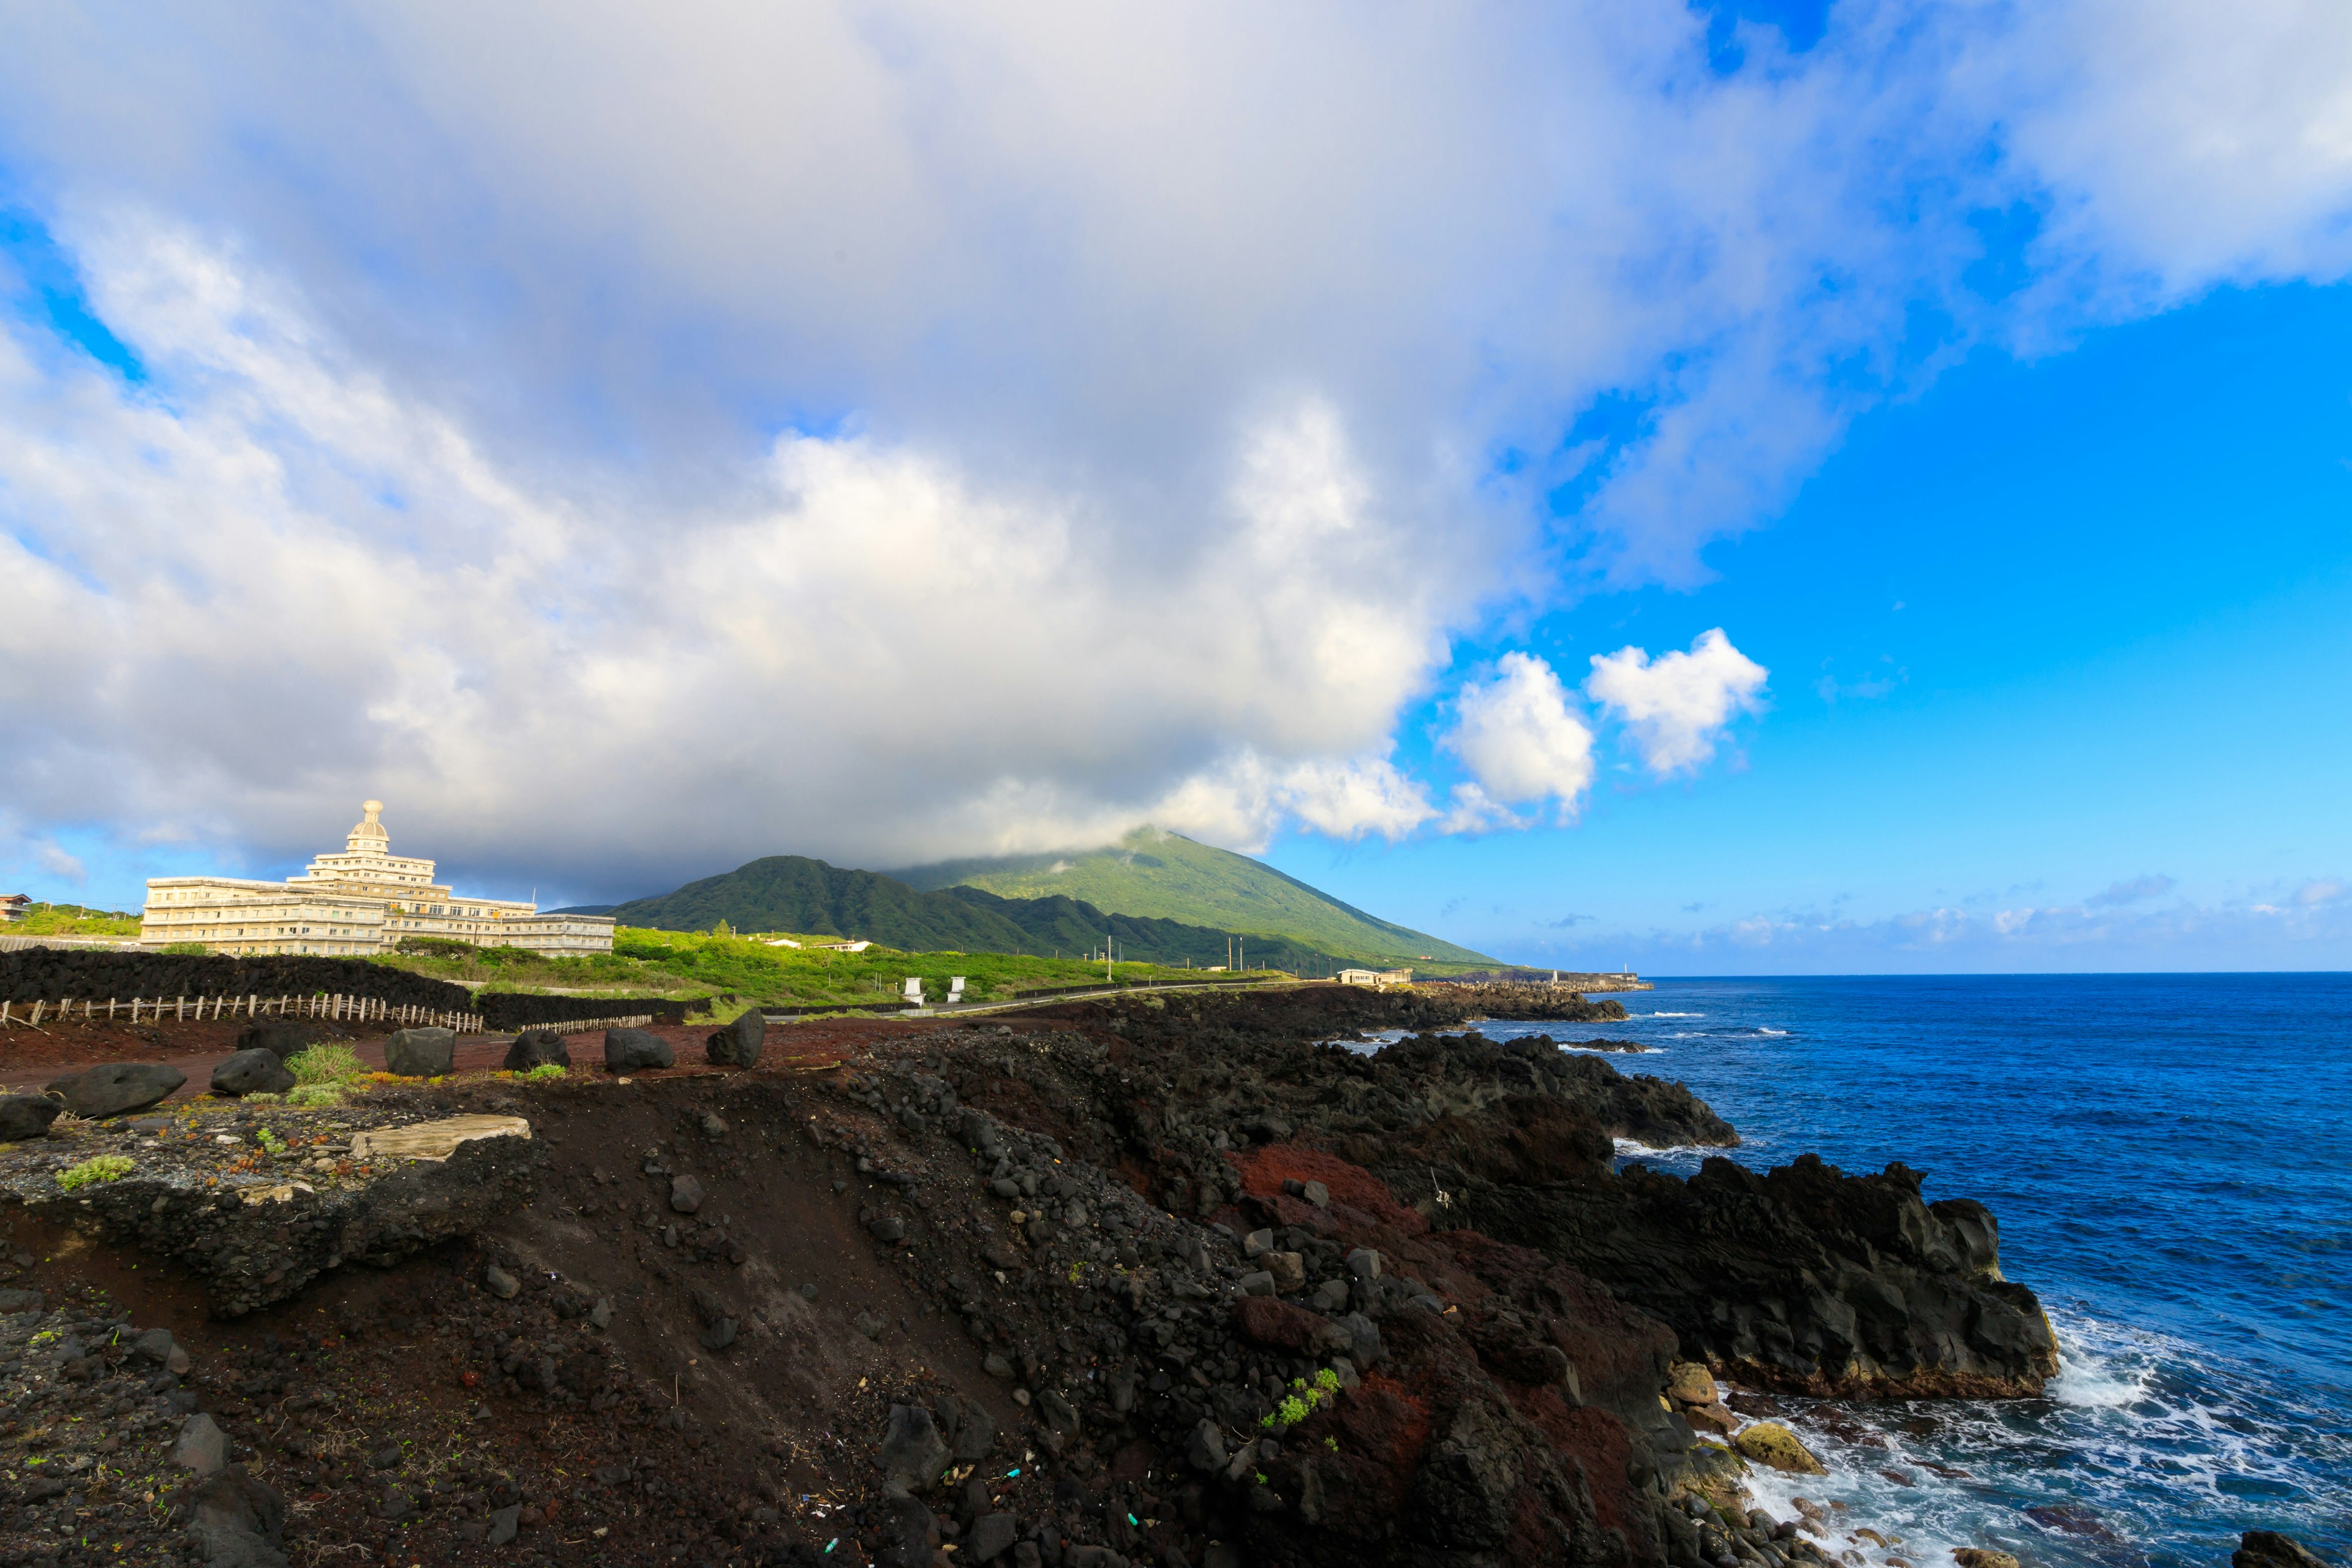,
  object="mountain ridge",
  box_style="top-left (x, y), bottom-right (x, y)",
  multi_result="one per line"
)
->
top-left (888, 827), bottom-right (1492, 965)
